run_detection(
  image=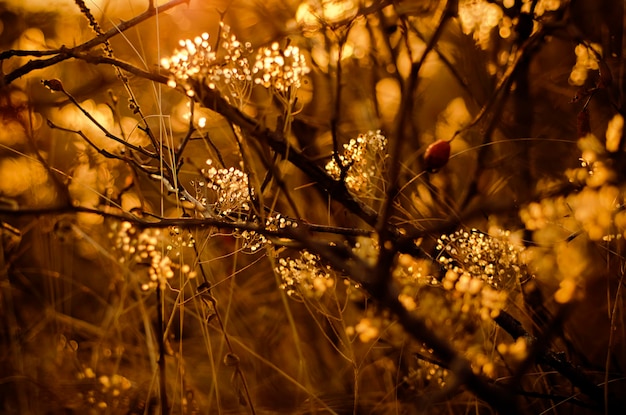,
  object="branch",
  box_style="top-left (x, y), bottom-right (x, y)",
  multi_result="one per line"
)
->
top-left (374, 0), bottom-right (457, 288)
top-left (190, 81), bottom-right (376, 221)
top-left (42, 79), bottom-right (158, 159)
top-left (494, 310), bottom-right (626, 412)
top-left (0, 204), bottom-right (371, 239)
top-left (1, 0), bottom-right (188, 86)
top-left (188, 80), bottom-right (430, 262)
top-left (296, 233), bottom-right (524, 415)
